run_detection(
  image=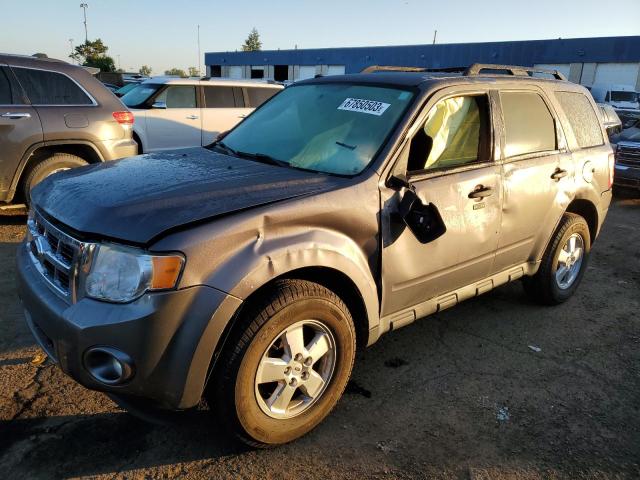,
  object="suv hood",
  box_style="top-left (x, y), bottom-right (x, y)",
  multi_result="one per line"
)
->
top-left (32, 148), bottom-right (347, 244)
